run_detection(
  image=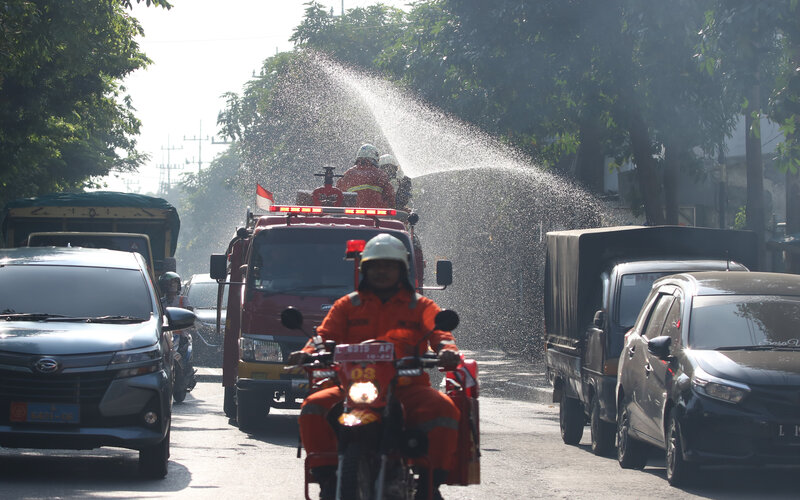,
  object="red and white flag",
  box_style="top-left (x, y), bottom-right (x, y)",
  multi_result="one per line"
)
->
top-left (256, 183), bottom-right (274, 210)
